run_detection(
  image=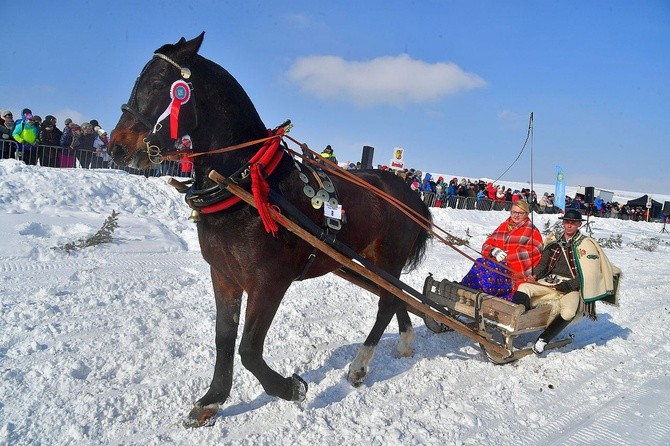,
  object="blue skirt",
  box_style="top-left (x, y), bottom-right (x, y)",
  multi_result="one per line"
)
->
top-left (460, 258), bottom-right (513, 300)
